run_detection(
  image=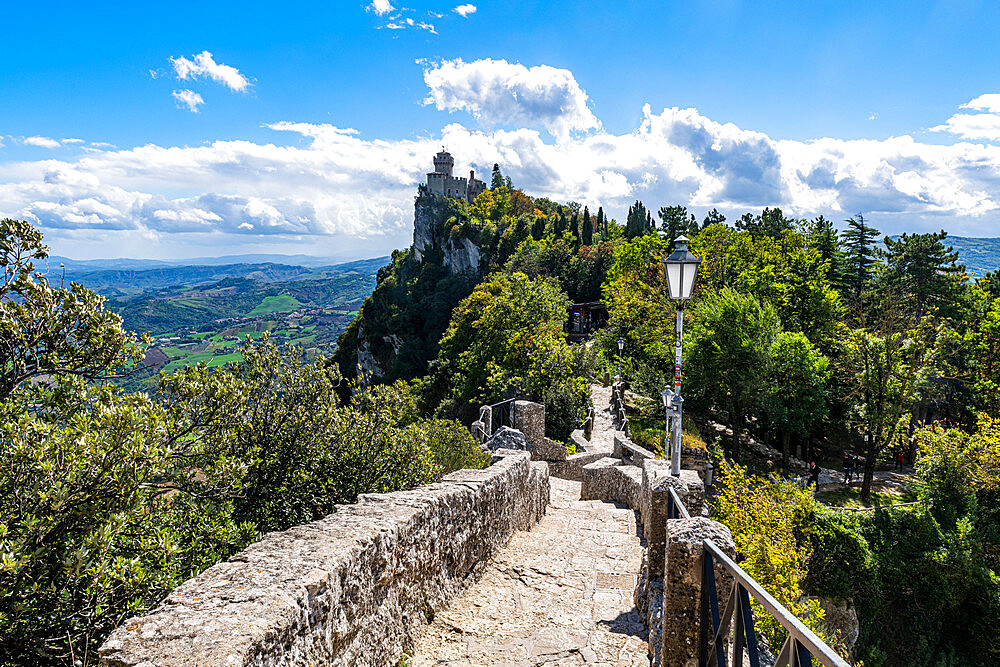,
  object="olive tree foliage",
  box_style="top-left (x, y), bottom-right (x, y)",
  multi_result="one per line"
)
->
top-left (0, 218), bottom-right (144, 405)
top-left (0, 220), bottom-right (487, 666)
